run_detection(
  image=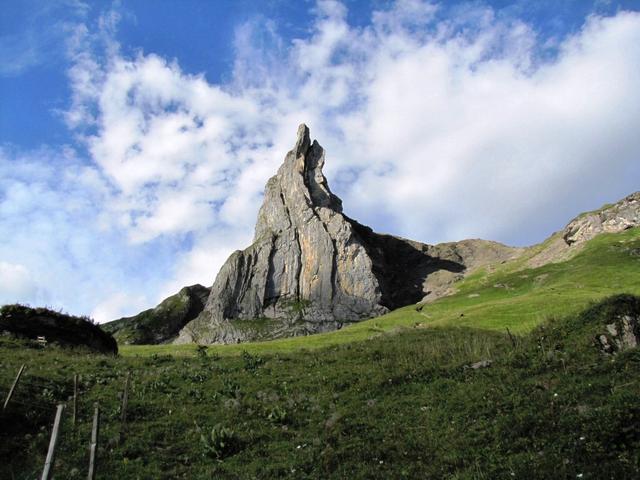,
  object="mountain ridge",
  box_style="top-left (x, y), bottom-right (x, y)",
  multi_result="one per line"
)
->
top-left (106, 126), bottom-right (639, 345)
